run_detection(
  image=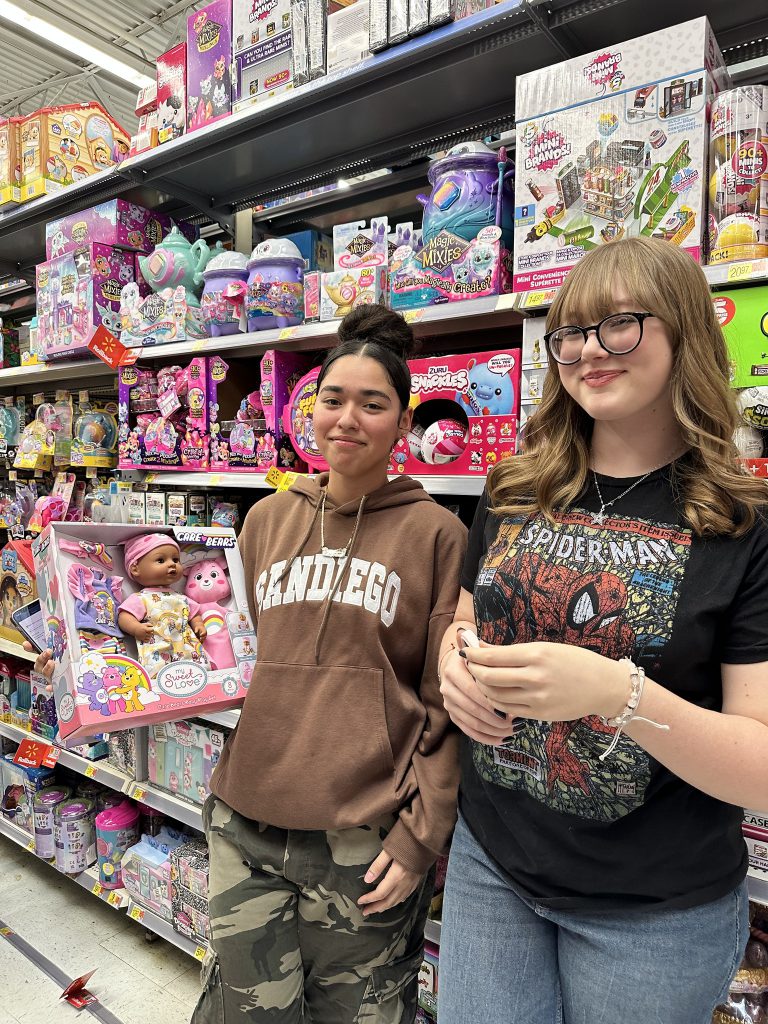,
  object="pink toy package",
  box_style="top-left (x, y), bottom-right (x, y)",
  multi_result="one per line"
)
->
top-left (187, 1), bottom-right (233, 133)
top-left (118, 359), bottom-right (209, 470)
top-left (37, 244), bottom-right (140, 361)
top-left (387, 349), bottom-right (521, 476)
top-left (45, 200), bottom-right (176, 260)
top-left (157, 43), bottom-right (187, 145)
top-left (207, 351), bottom-right (309, 473)
top-left (31, 523), bottom-right (257, 744)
